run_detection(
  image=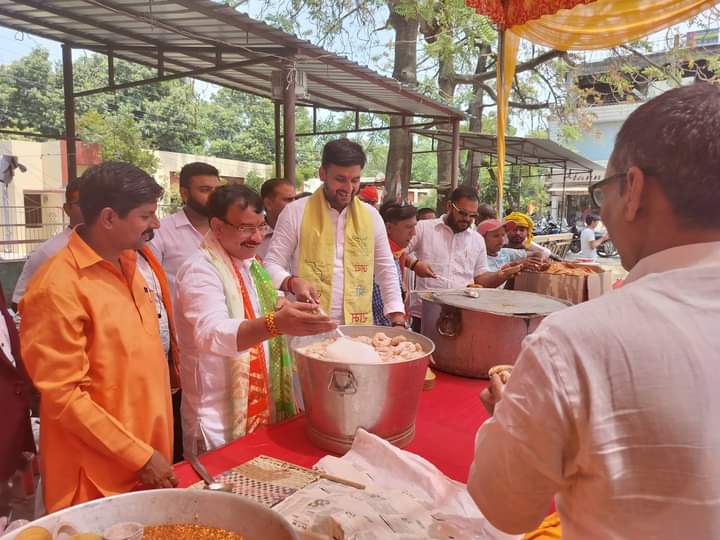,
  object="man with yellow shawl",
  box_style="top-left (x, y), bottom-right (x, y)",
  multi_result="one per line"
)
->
top-left (174, 185), bottom-right (335, 455)
top-left (504, 211), bottom-right (552, 260)
top-left (264, 139), bottom-right (405, 326)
